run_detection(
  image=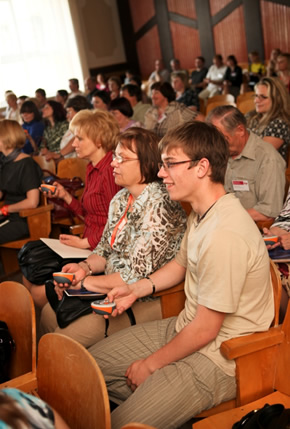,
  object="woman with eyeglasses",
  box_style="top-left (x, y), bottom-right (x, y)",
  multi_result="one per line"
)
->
top-left (20, 109), bottom-right (121, 308)
top-left (40, 127), bottom-right (187, 348)
top-left (246, 77), bottom-right (290, 161)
